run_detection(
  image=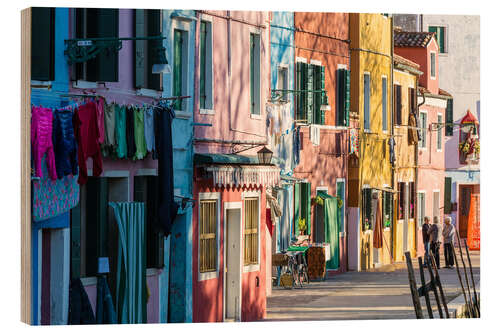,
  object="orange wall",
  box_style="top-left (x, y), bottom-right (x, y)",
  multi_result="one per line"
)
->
top-left (294, 12), bottom-right (350, 125)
